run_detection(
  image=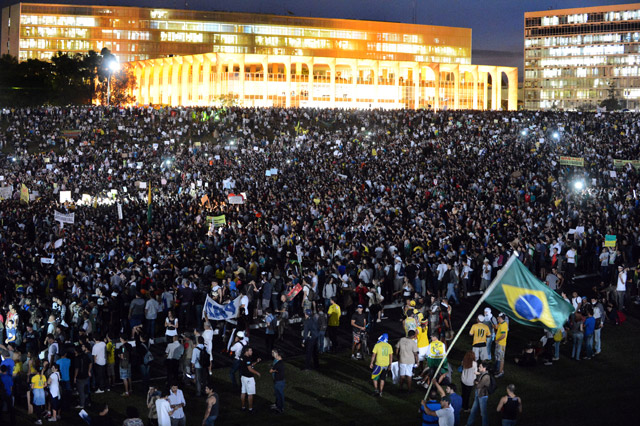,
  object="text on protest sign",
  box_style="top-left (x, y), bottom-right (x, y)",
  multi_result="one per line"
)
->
top-left (202, 295), bottom-right (242, 321)
top-left (54, 211), bottom-right (75, 224)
